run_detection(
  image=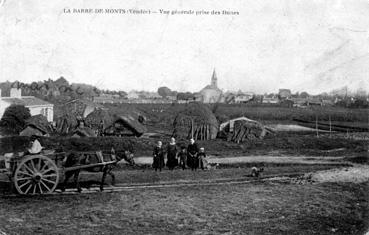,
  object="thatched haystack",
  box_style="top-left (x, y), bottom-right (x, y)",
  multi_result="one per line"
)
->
top-left (173, 103), bottom-right (219, 140)
top-left (113, 114), bottom-right (147, 137)
top-left (71, 127), bottom-right (97, 138)
top-left (85, 108), bottom-right (147, 137)
top-left (20, 126), bottom-right (44, 137)
top-left (85, 109), bottom-right (114, 130)
top-left (20, 114), bottom-right (52, 136)
top-left (55, 113), bottom-right (79, 134)
top-left (219, 117), bottom-right (275, 143)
